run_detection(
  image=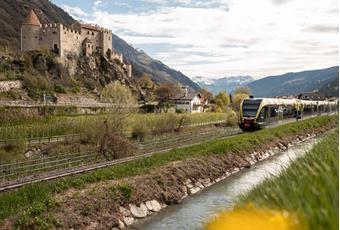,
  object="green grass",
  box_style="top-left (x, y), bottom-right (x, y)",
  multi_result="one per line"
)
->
top-left (0, 115), bottom-right (336, 223)
top-left (237, 129), bottom-right (339, 230)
